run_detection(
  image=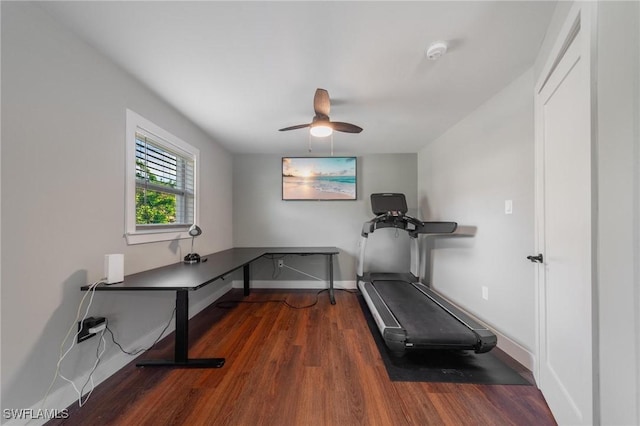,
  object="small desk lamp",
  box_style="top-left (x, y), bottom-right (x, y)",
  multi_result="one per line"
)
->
top-left (183, 224), bottom-right (202, 264)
